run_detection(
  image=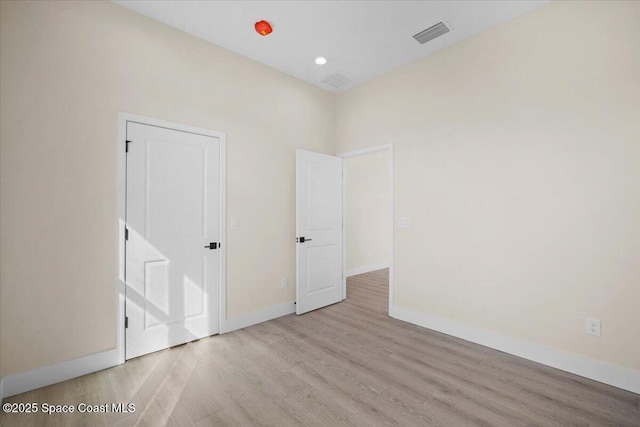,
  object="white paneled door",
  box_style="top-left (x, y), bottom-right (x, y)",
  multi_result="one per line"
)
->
top-left (125, 122), bottom-right (221, 359)
top-left (296, 150), bottom-right (344, 314)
